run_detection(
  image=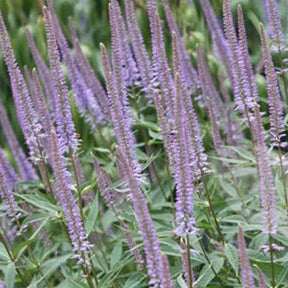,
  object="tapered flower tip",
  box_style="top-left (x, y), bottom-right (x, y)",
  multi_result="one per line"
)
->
top-left (100, 43), bottom-right (106, 54)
